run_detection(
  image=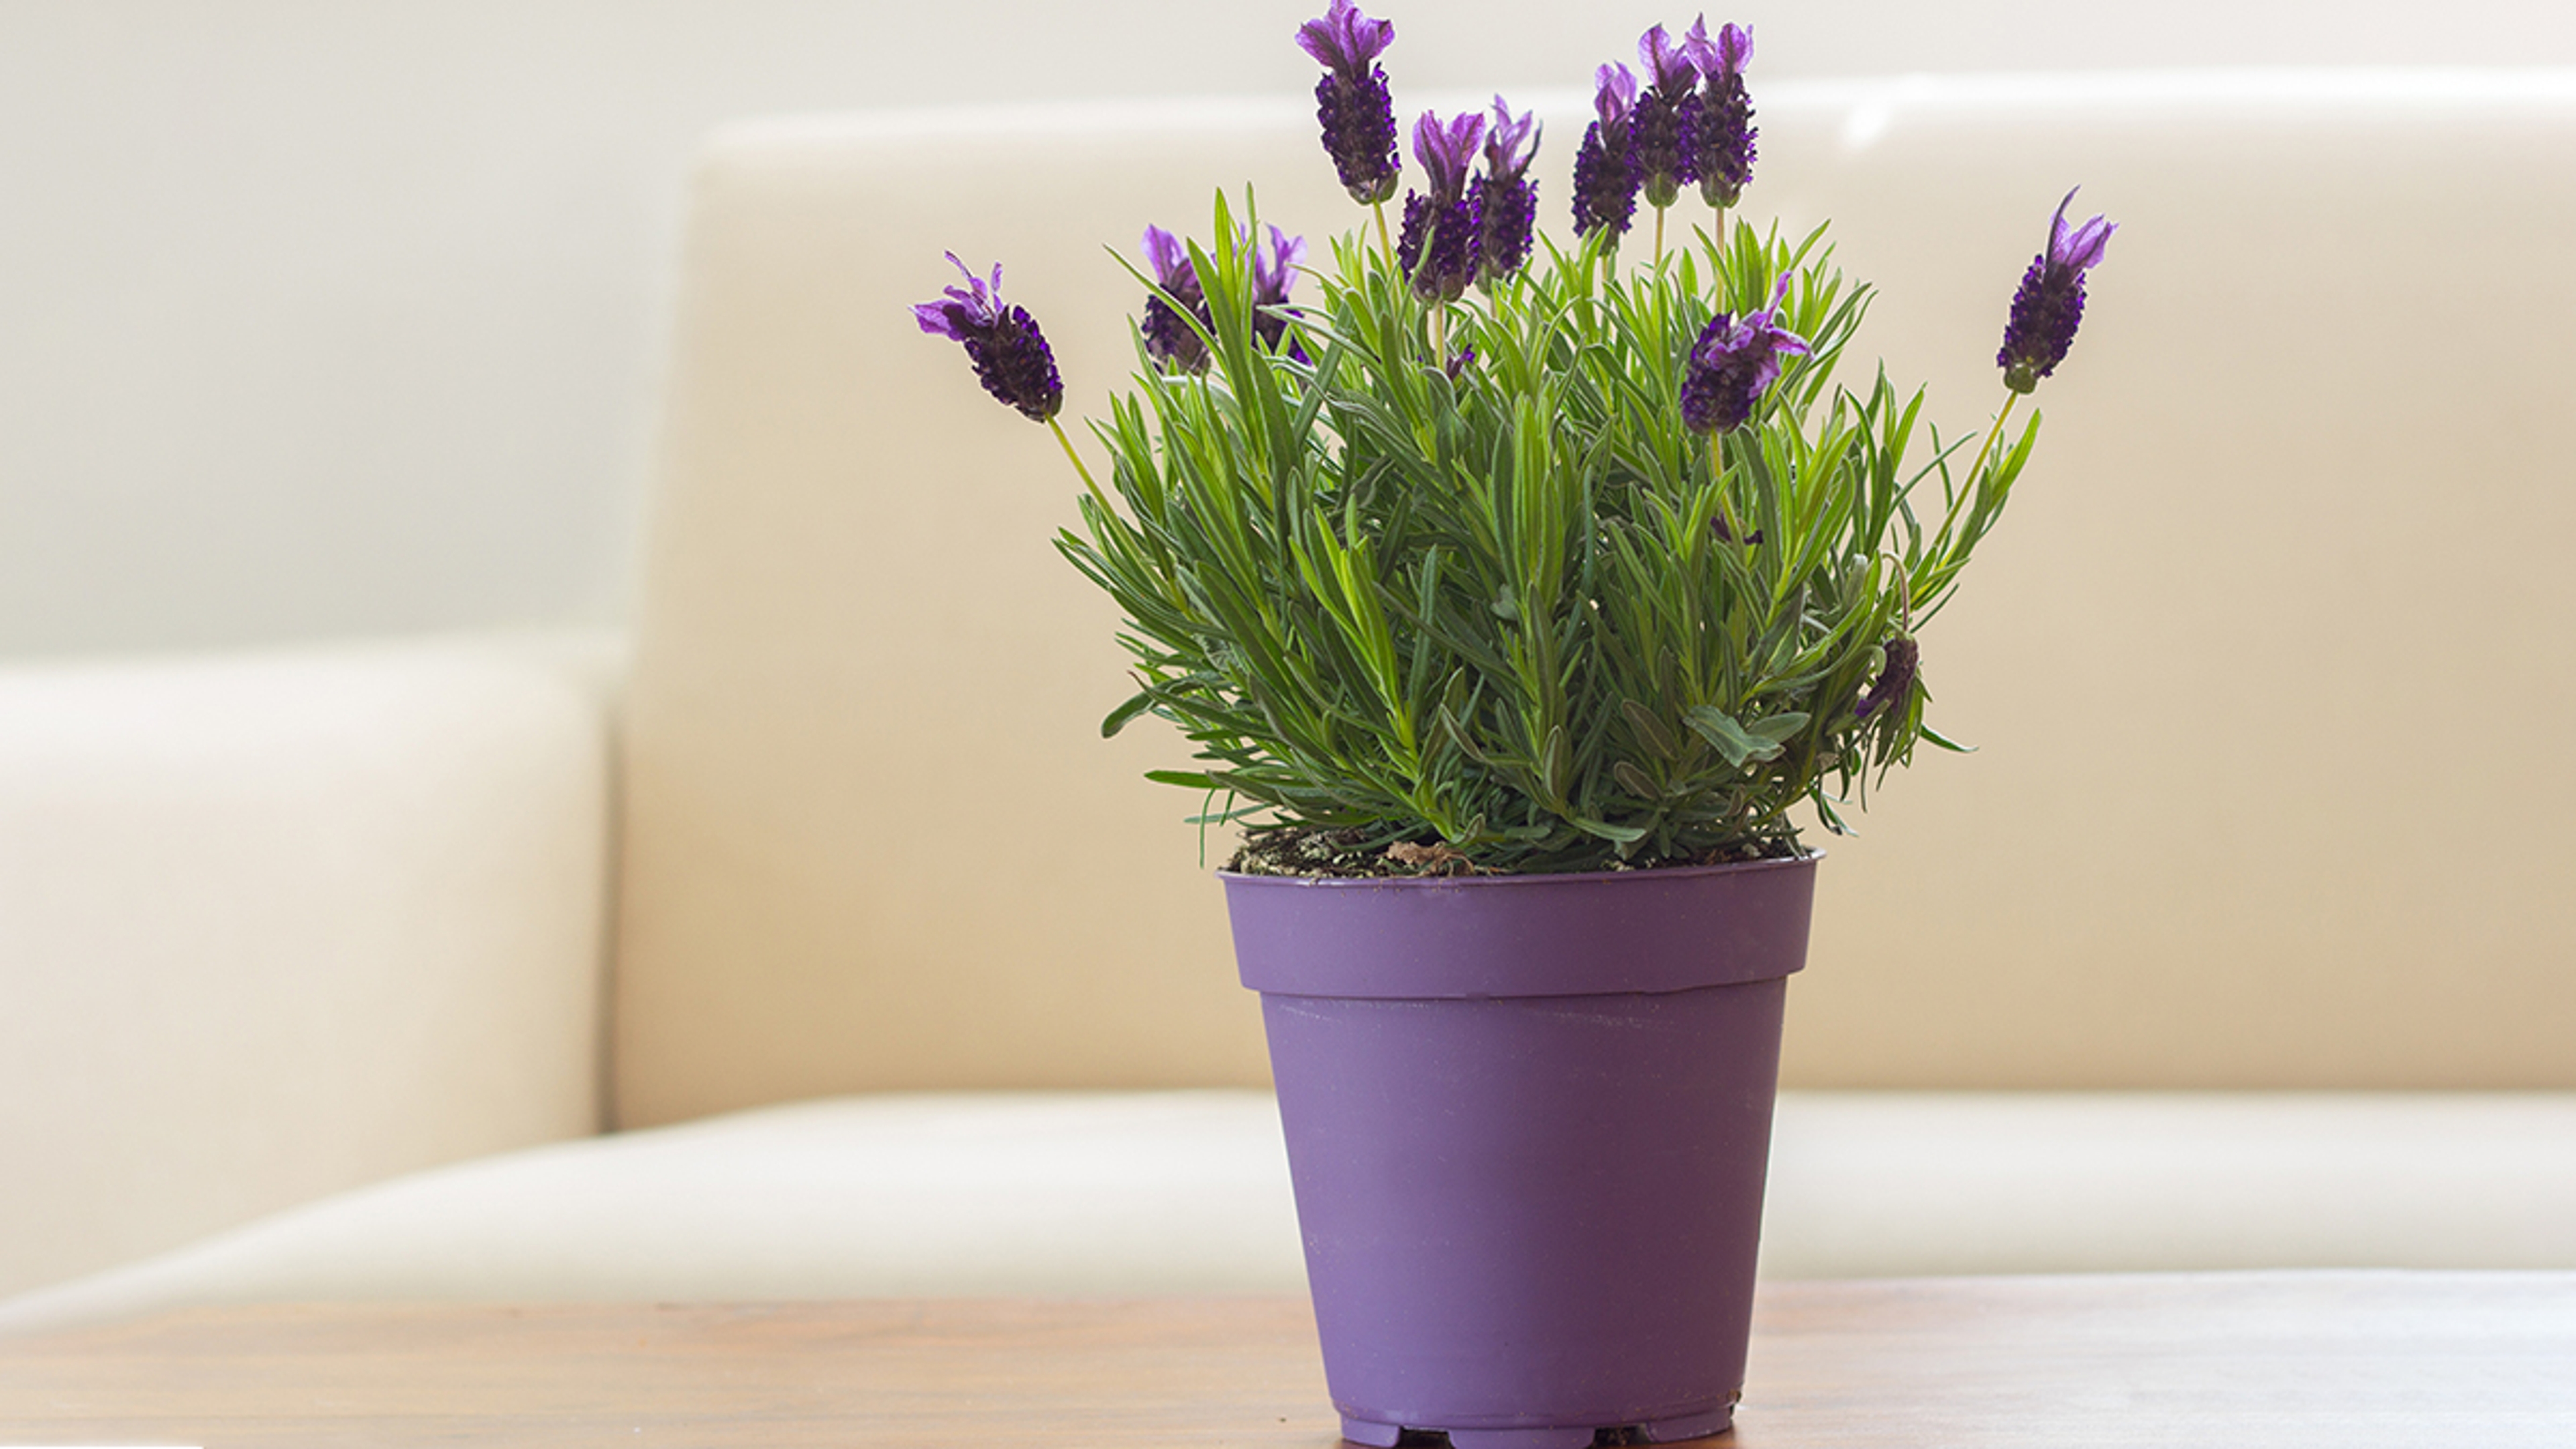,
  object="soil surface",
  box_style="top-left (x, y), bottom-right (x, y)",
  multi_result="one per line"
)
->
top-left (1226, 825), bottom-right (1807, 879)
